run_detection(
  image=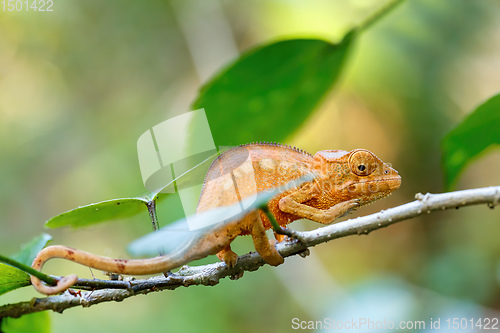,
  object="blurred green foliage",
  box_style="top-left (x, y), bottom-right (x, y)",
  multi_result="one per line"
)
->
top-left (442, 94), bottom-right (500, 191)
top-left (1, 312), bottom-right (50, 333)
top-left (1, 0), bottom-right (499, 332)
